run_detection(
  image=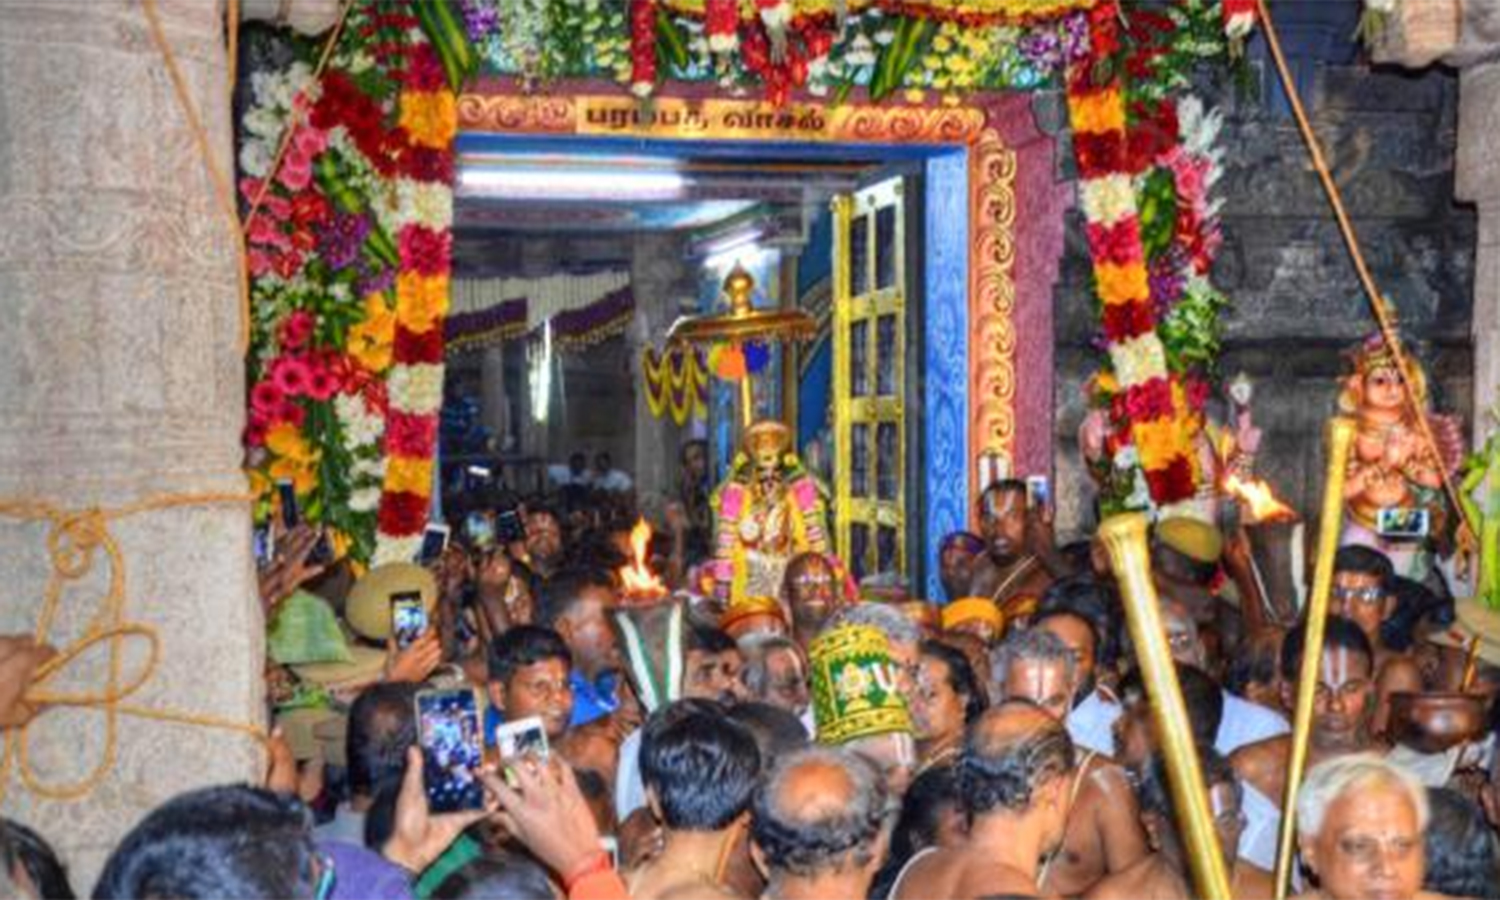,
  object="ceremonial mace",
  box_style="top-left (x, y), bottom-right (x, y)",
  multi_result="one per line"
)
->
top-left (666, 264), bottom-right (816, 428)
top-left (1099, 514), bottom-right (1233, 900)
top-left (1272, 416), bottom-right (1358, 899)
